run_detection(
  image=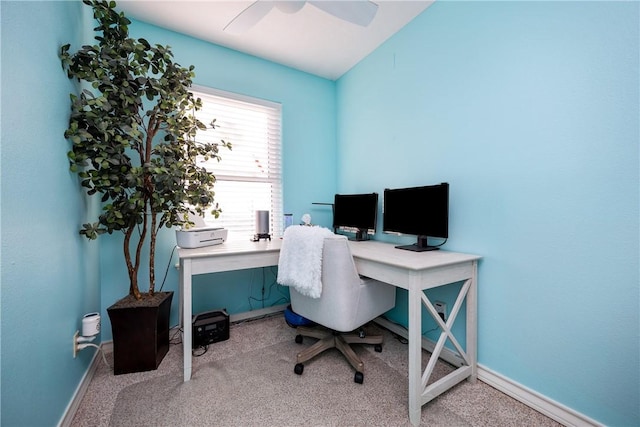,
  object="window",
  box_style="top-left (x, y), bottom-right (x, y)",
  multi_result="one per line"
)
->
top-left (190, 86), bottom-right (282, 240)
